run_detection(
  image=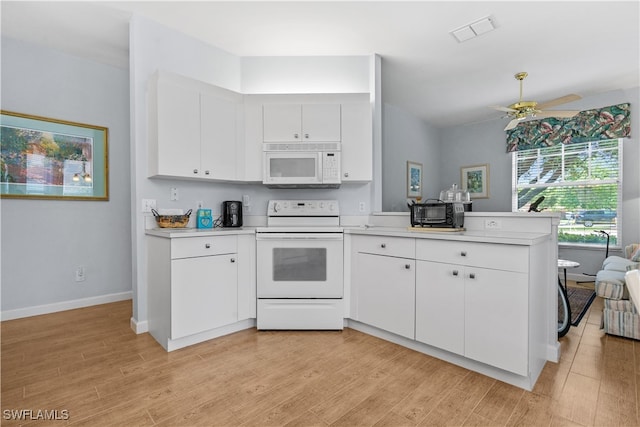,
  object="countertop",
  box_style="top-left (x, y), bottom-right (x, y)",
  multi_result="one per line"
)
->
top-left (343, 226), bottom-right (550, 245)
top-left (145, 225), bottom-right (549, 246)
top-left (145, 227), bottom-right (257, 238)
